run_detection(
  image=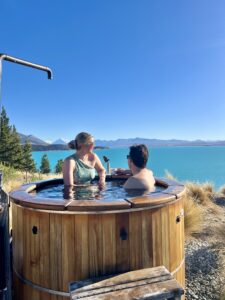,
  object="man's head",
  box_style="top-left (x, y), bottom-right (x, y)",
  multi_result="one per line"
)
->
top-left (127, 144), bottom-right (149, 169)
